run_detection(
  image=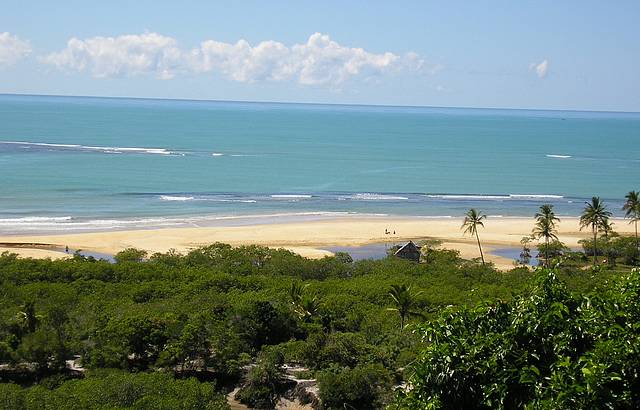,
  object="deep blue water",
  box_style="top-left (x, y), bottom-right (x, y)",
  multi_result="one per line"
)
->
top-left (0, 94), bottom-right (638, 233)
